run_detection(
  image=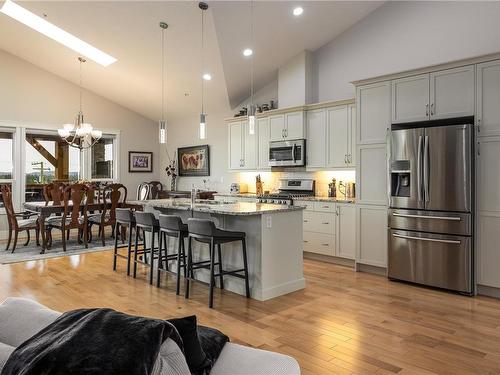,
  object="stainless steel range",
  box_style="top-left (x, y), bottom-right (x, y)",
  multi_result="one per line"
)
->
top-left (258, 178), bottom-right (315, 205)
